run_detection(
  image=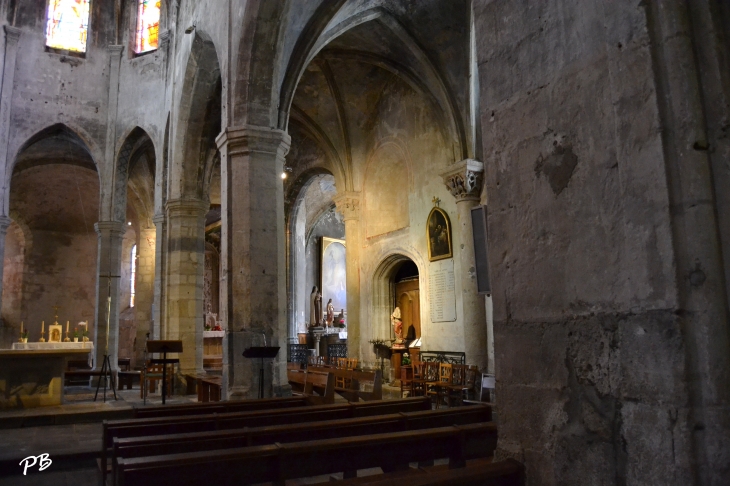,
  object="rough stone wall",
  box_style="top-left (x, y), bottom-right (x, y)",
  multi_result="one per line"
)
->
top-left (475, 1), bottom-right (728, 484)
